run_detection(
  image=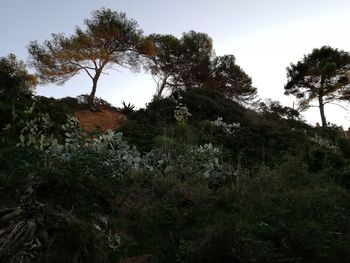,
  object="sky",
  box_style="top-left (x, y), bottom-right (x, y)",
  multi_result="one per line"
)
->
top-left (1, 0), bottom-right (350, 127)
